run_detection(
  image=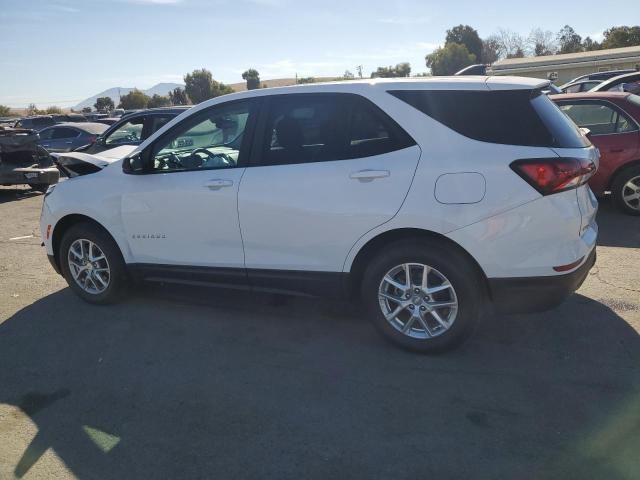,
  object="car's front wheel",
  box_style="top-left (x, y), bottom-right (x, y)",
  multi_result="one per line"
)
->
top-left (361, 239), bottom-right (483, 352)
top-left (59, 223), bottom-right (128, 304)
